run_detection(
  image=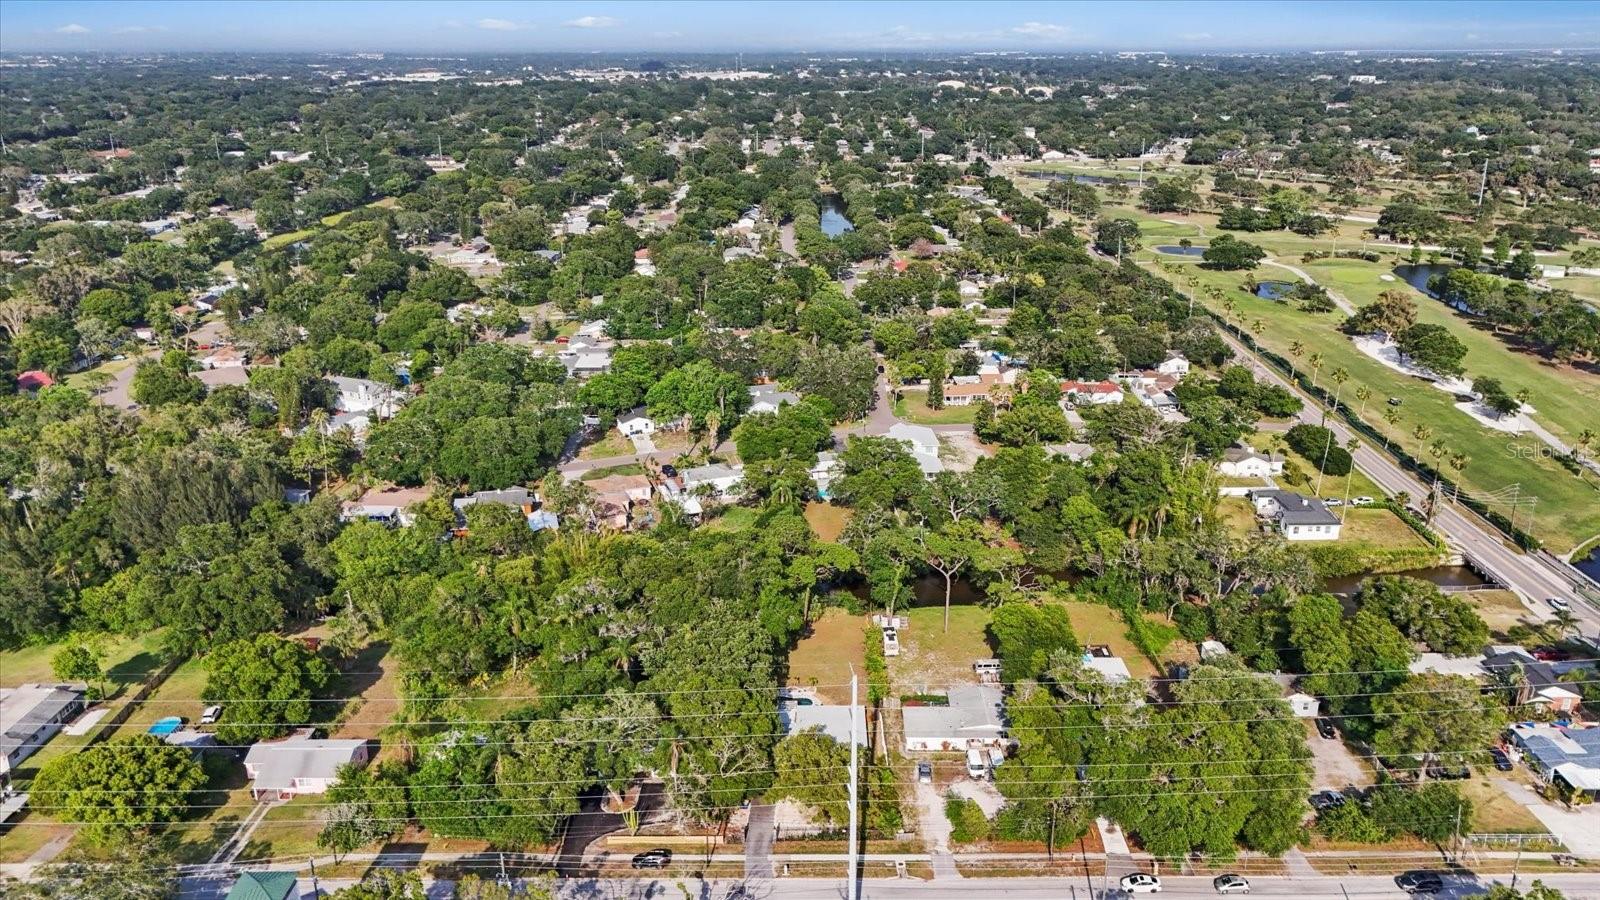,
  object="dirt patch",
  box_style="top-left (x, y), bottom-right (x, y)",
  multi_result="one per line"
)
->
top-left (889, 606), bottom-right (993, 695)
top-left (937, 432), bottom-right (986, 473)
top-left (1304, 721), bottom-right (1374, 792)
top-left (803, 501), bottom-right (852, 542)
top-left (786, 609), bottom-right (868, 704)
top-left (948, 778), bottom-right (1005, 818)
top-left (1468, 590), bottom-right (1540, 636)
